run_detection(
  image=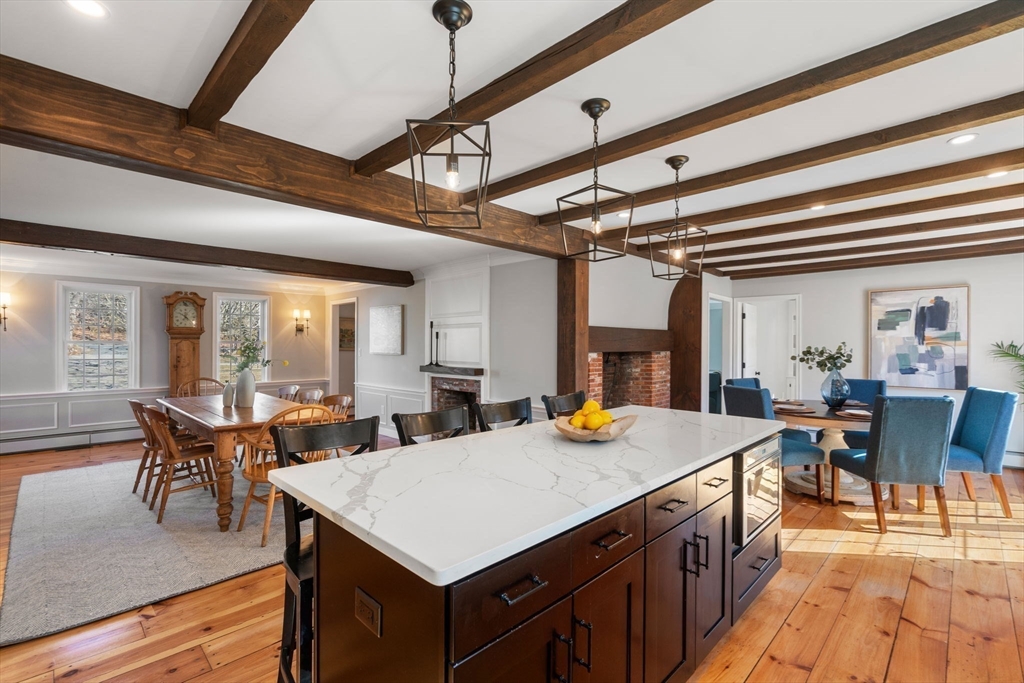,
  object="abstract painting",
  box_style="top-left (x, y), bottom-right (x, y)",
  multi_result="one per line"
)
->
top-left (338, 317), bottom-right (355, 351)
top-left (368, 305), bottom-right (403, 355)
top-left (868, 285), bottom-right (969, 390)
